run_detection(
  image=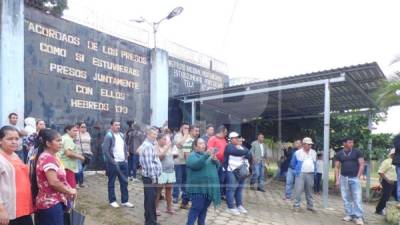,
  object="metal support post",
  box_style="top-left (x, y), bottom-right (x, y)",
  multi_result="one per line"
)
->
top-left (191, 101), bottom-right (196, 125)
top-left (323, 81), bottom-right (331, 208)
